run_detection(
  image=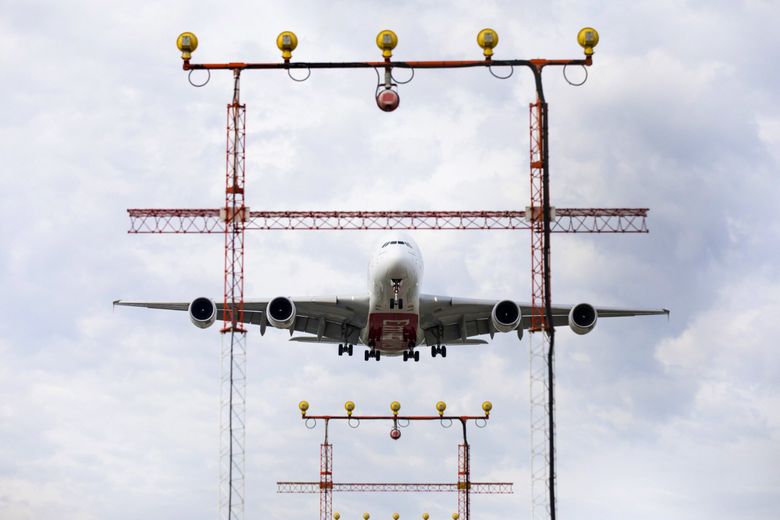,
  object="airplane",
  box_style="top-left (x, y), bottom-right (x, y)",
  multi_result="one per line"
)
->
top-left (114, 233), bottom-right (668, 362)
